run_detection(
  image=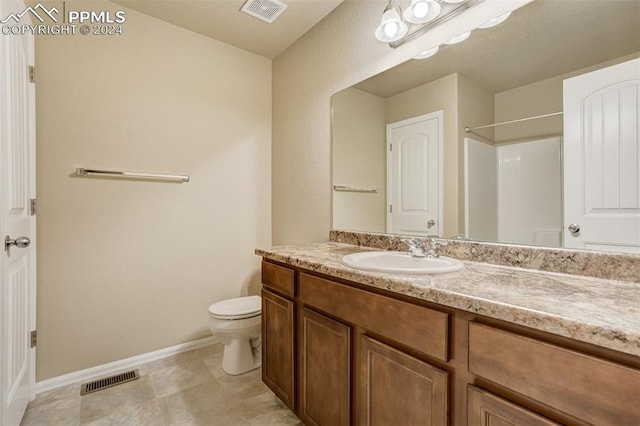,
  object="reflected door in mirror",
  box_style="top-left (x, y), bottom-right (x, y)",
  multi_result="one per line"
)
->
top-left (387, 111), bottom-right (443, 236)
top-left (564, 58), bottom-right (640, 253)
